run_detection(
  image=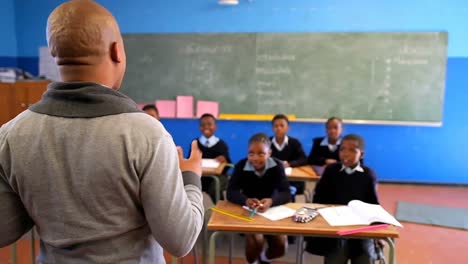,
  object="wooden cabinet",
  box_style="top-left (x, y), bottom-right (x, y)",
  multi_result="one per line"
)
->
top-left (0, 81), bottom-right (49, 126)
